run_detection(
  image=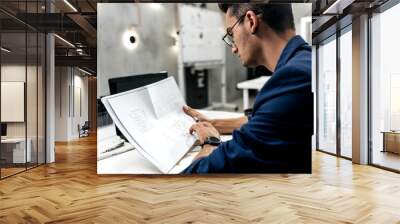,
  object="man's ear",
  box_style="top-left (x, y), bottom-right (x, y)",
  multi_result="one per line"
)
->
top-left (246, 10), bottom-right (259, 34)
